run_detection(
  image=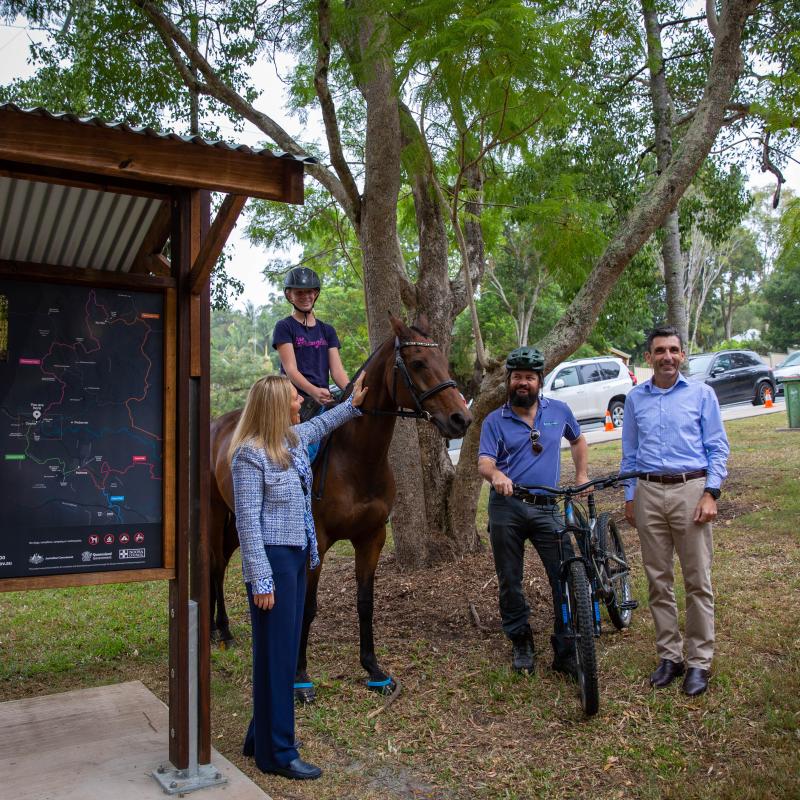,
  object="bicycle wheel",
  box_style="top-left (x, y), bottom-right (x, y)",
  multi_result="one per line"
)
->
top-left (597, 513), bottom-right (633, 630)
top-left (566, 559), bottom-right (600, 716)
